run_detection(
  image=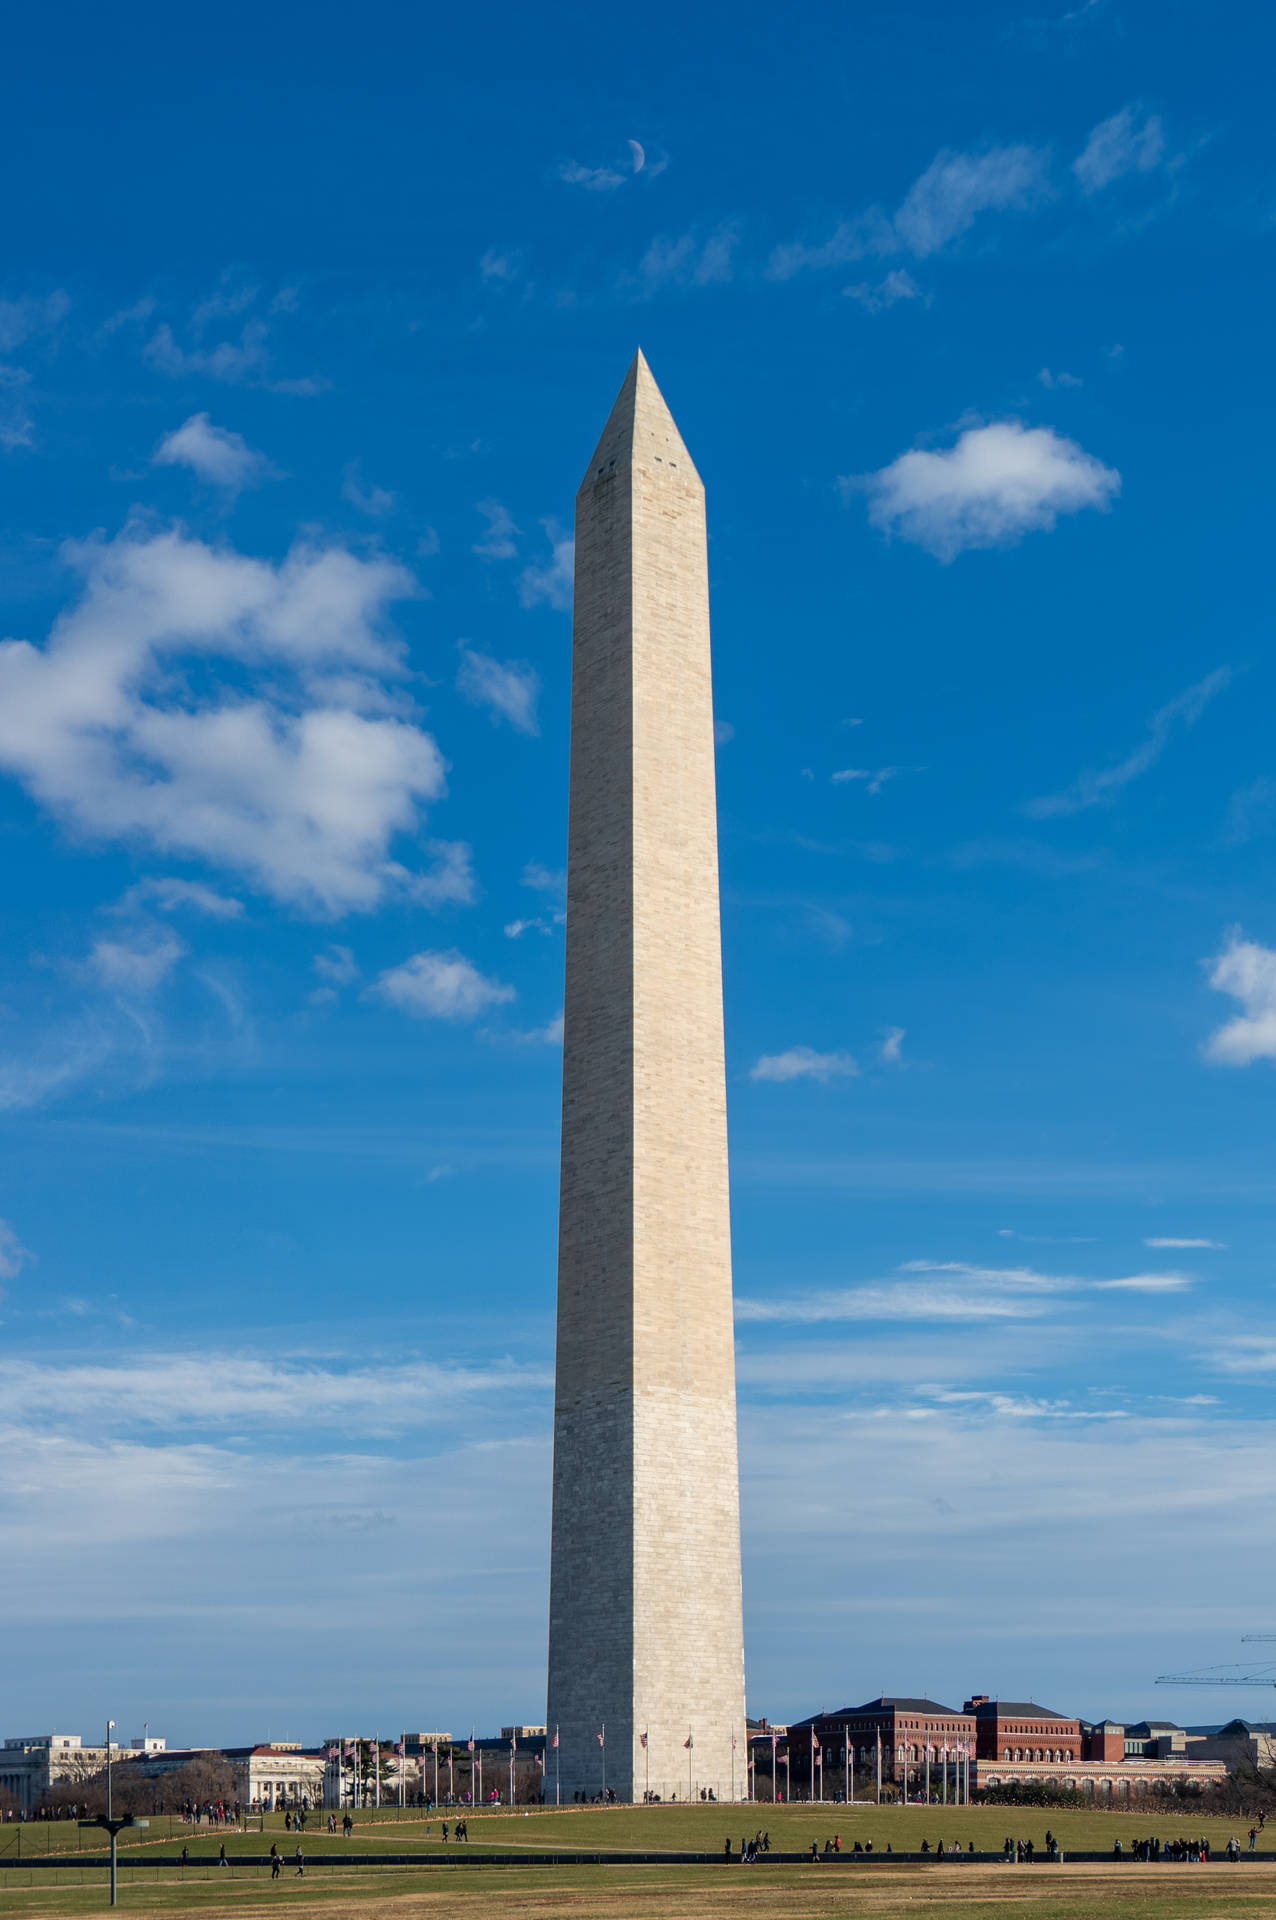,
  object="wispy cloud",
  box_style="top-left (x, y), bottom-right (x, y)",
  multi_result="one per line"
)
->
top-left (518, 523), bottom-right (573, 612)
top-left (1073, 104), bottom-right (1166, 194)
top-left (1203, 929), bottom-right (1276, 1067)
top-left (559, 138), bottom-right (655, 192)
top-left (341, 462), bottom-right (395, 515)
top-left (371, 950), bottom-right (515, 1021)
top-left (852, 420), bottom-right (1119, 562)
top-left (115, 878), bottom-right (245, 919)
top-left (0, 1218), bottom-right (31, 1283)
top-left (767, 141), bottom-right (1049, 280)
top-left (845, 270), bottom-right (924, 313)
top-left (473, 499), bottom-right (519, 560)
top-left (880, 1026), bottom-right (906, 1064)
top-left (895, 144), bottom-right (1051, 255)
top-left (1144, 1236), bottom-right (1224, 1250)
top-left (153, 413), bottom-right (273, 493)
top-left (1026, 668), bottom-right (1230, 818)
top-left (831, 764), bottom-right (918, 794)
top-left (87, 926), bottom-right (186, 996)
top-left (738, 1257), bottom-right (1191, 1325)
top-left (144, 298), bottom-right (322, 396)
top-left (0, 291), bottom-right (70, 353)
top-left (456, 646), bottom-right (540, 735)
top-left (637, 225), bottom-right (738, 293)
top-left (750, 1046), bottom-right (859, 1083)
